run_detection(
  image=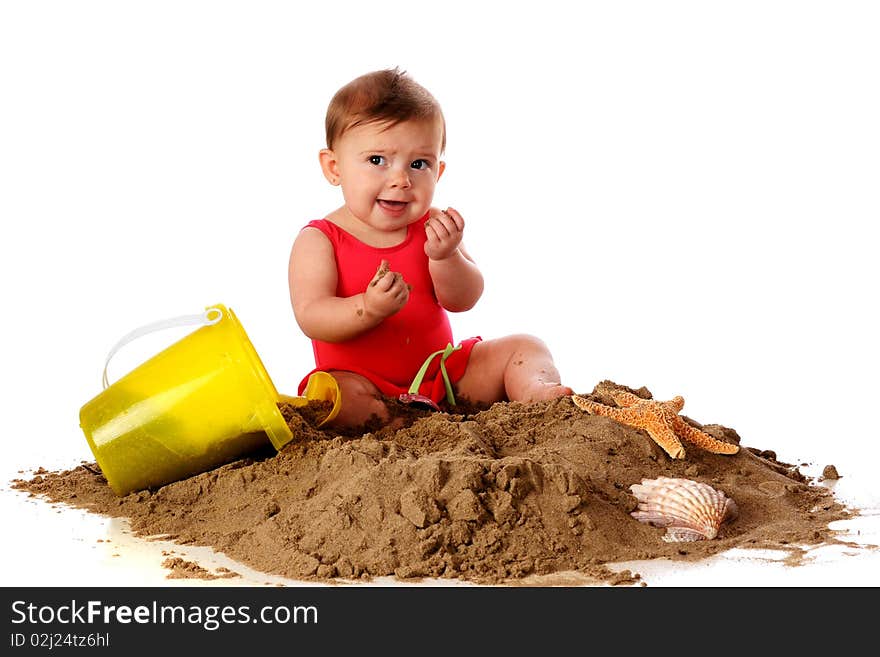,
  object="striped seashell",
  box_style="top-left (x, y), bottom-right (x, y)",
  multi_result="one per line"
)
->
top-left (629, 477), bottom-right (738, 542)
